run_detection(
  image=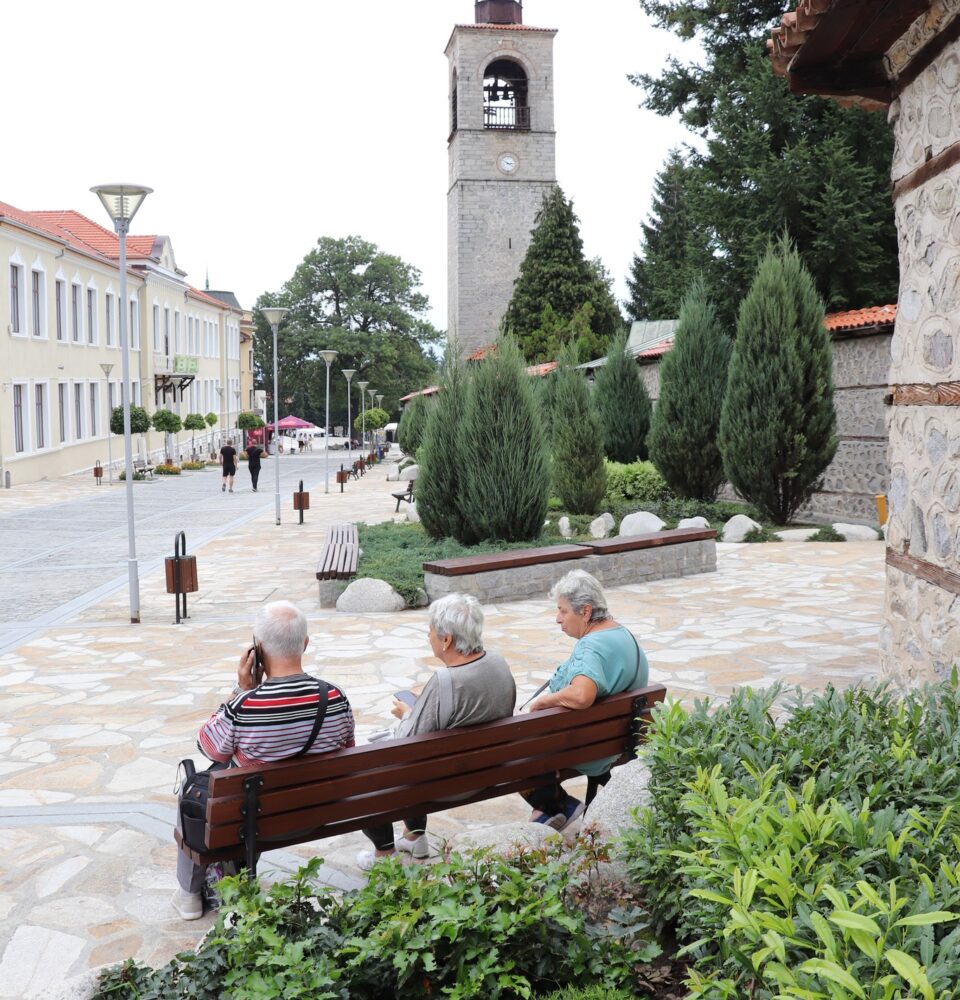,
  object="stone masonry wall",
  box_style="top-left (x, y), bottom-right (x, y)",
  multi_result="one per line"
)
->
top-left (423, 538), bottom-right (716, 604)
top-left (881, 37), bottom-right (960, 686)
